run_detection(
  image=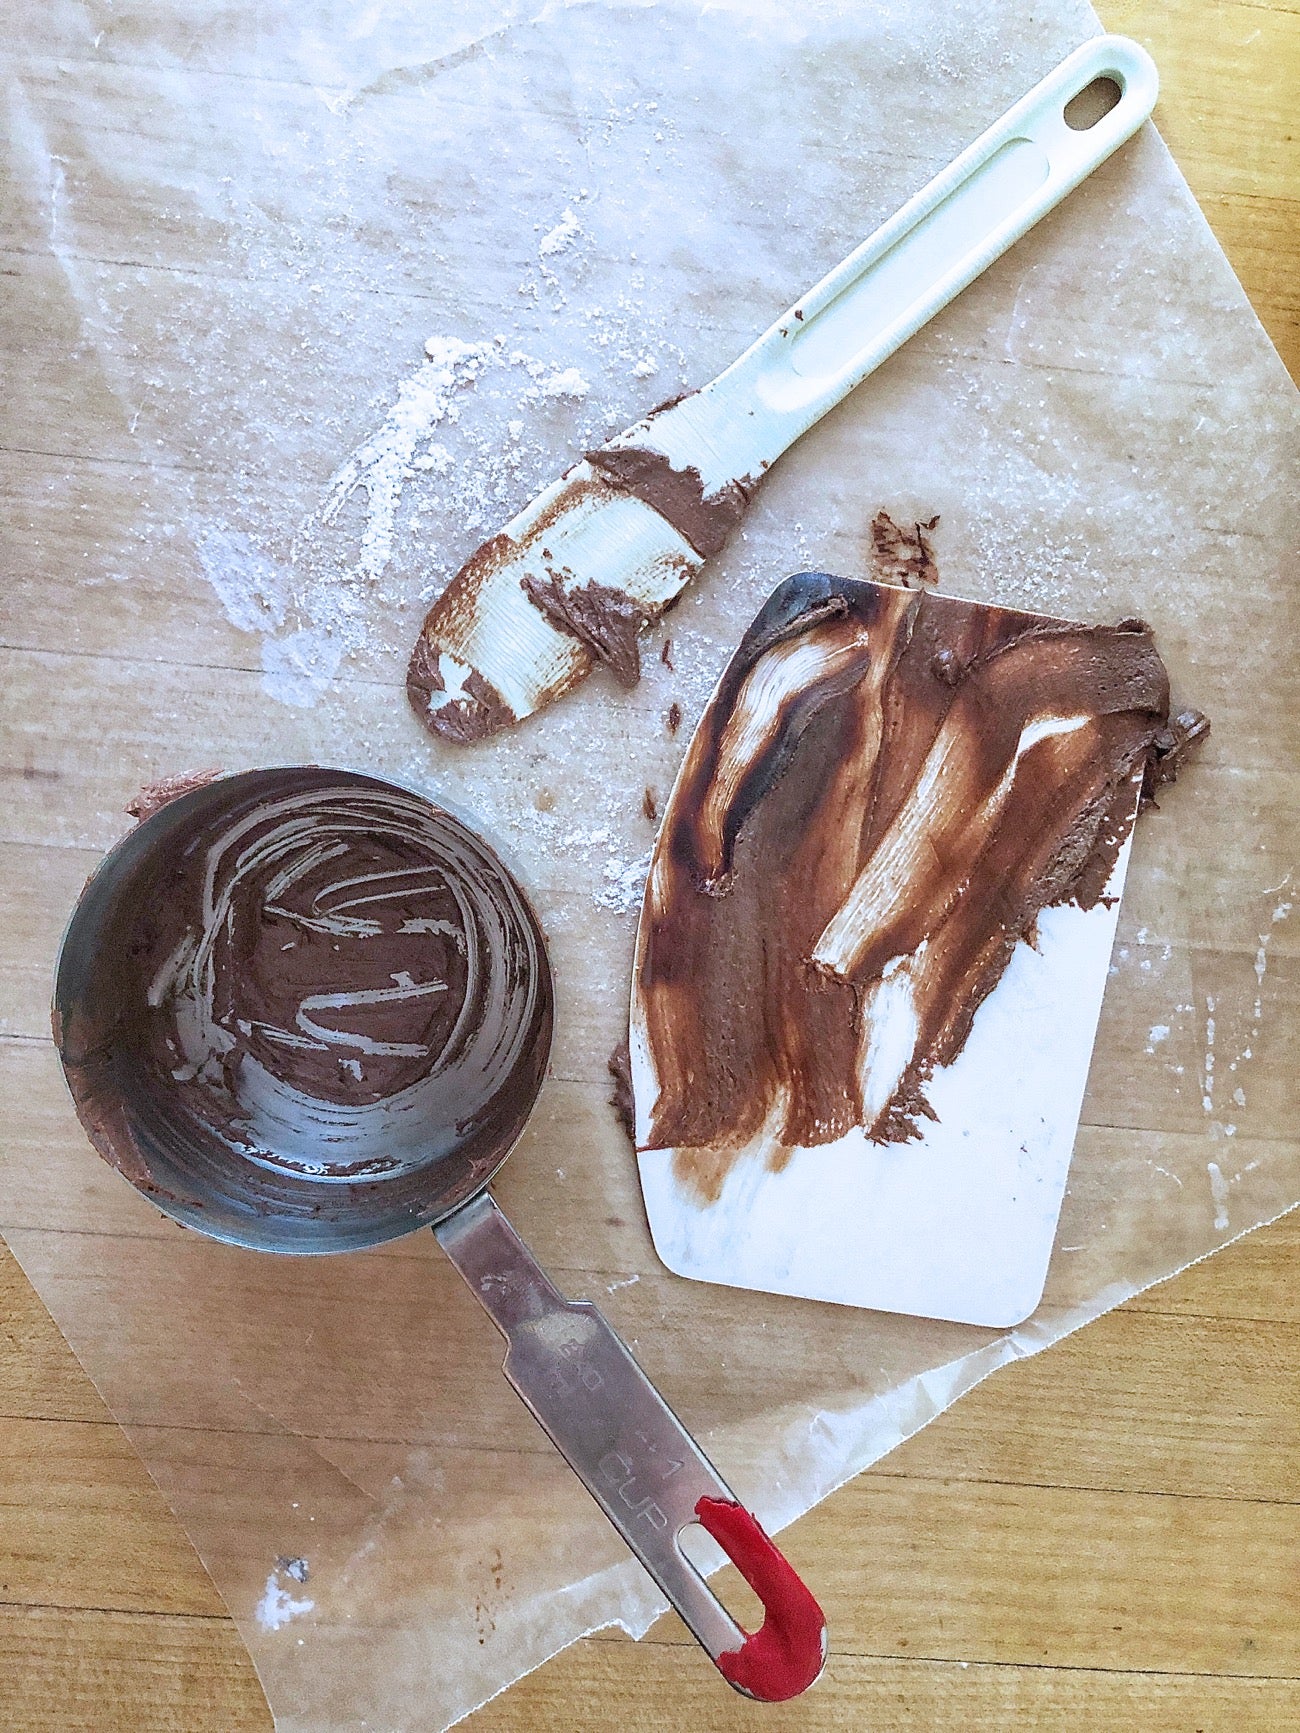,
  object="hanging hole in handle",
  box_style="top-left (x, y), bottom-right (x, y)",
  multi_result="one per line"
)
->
top-left (1063, 75), bottom-right (1124, 131)
top-left (677, 1519), bottom-right (765, 1631)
